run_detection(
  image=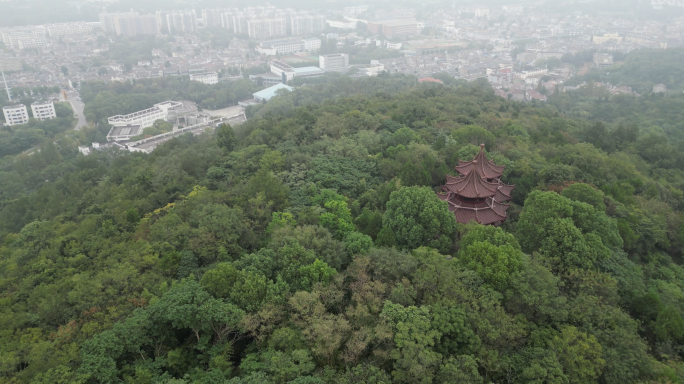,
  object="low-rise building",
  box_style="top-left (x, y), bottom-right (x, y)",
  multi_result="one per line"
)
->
top-left (189, 72), bottom-right (219, 85)
top-left (302, 37), bottom-right (322, 51)
top-left (593, 53), bottom-right (614, 68)
top-left (367, 19), bottom-right (417, 38)
top-left (106, 124), bottom-right (143, 141)
top-left (292, 66), bottom-right (325, 79)
top-left (319, 53), bottom-right (349, 72)
top-left (107, 100), bottom-right (184, 129)
top-left (593, 33), bottom-right (623, 45)
top-left (253, 83), bottom-right (294, 102)
top-left (270, 59), bottom-right (296, 81)
top-left (2, 104), bottom-right (29, 126)
top-left (257, 38), bottom-right (304, 55)
top-left (249, 73), bottom-right (284, 87)
top-left (30, 101), bottom-right (56, 121)
top-left (653, 84), bottom-right (667, 93)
